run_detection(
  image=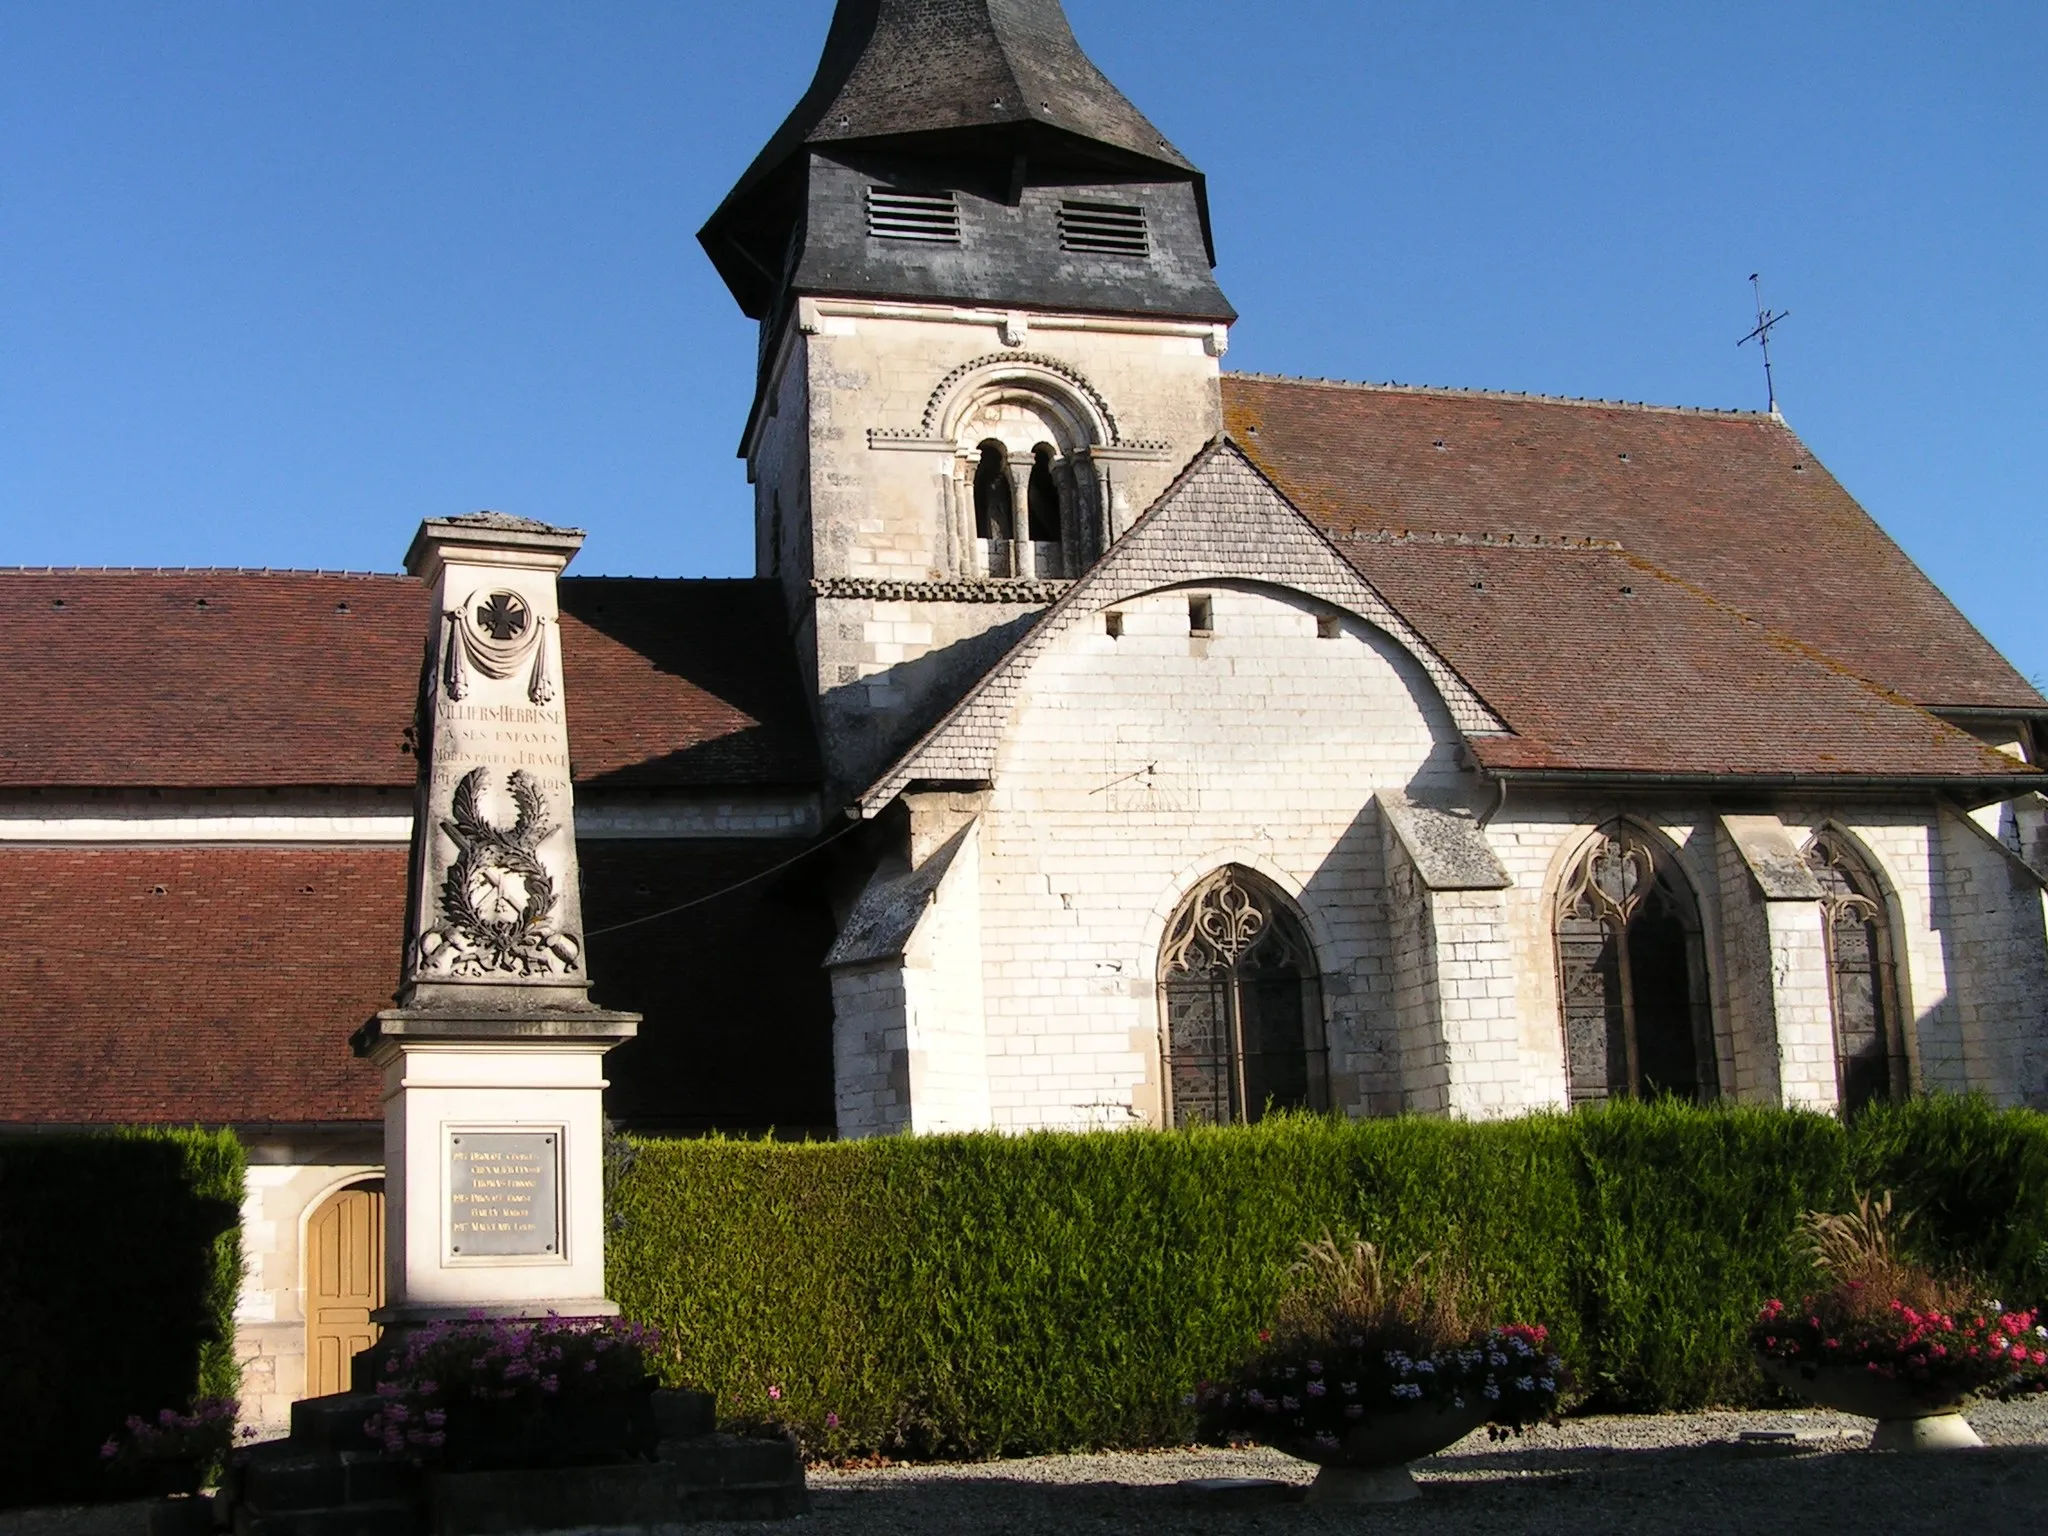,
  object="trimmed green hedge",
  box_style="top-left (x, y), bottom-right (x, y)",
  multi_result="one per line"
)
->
top-left (607, 1098), bottom-right (2048, 1457)
top-left (0, 1128), bottom-right (244, 1507)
